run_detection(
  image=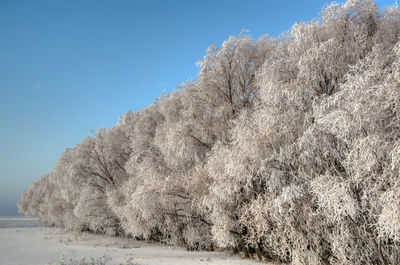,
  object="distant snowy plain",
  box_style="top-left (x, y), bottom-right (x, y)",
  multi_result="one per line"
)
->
top-left (0, 216), bottom-right (260, 265)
